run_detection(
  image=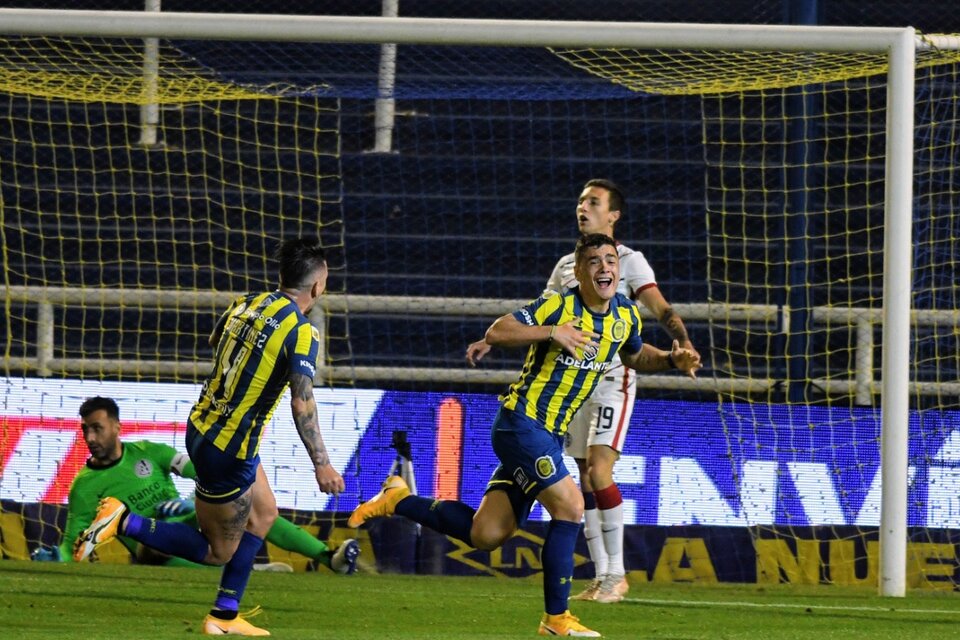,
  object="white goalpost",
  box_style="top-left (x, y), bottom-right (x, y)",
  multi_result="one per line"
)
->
top-left (2, 8), bottom-right (957, 597)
